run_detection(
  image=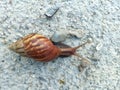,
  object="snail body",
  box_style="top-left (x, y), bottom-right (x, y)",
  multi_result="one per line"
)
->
top-left (9, 33), bottom-right (81, 62)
